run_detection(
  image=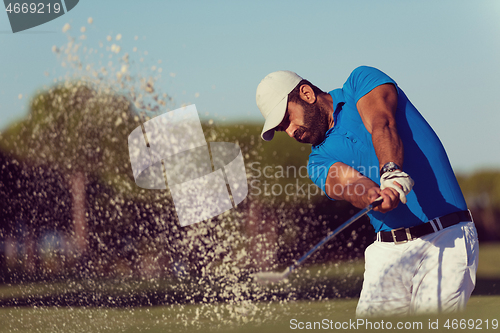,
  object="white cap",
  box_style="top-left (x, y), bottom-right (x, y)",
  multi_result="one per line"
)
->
top-left (256, 70), bottom-right (302, 141)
